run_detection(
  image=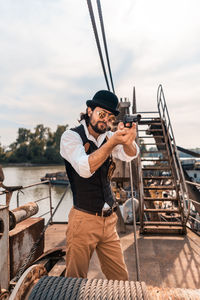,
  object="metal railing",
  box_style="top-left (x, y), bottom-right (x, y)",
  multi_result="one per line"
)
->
top-left (17, 180), bottom-right (53, 222)
top-left (185, 180), bottom-right (200, 233)
top-left (0, 180), bottom-right (54, 223)
top-left (157, 84), bottom-right (190, 222)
